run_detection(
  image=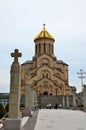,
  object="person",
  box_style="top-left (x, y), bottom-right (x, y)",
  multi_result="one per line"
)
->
top-left (47, 104), bottom-right (49, 109)
top-left (54, 103), bottom-right (58, 109)
top-left (59, 104), bottom-right (62, 108)
top-left (49, 103), bottom-right (51, 109)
